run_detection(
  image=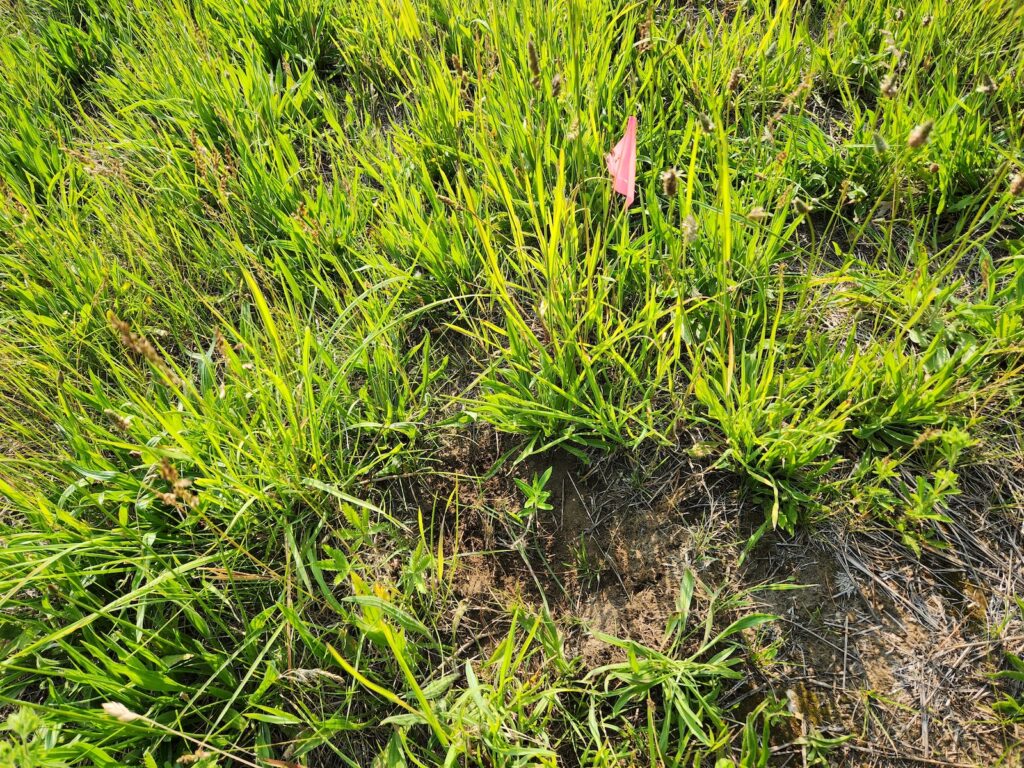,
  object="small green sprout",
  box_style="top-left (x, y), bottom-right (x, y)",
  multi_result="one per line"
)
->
top-left (513, 467), bottom-right (554, 519)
